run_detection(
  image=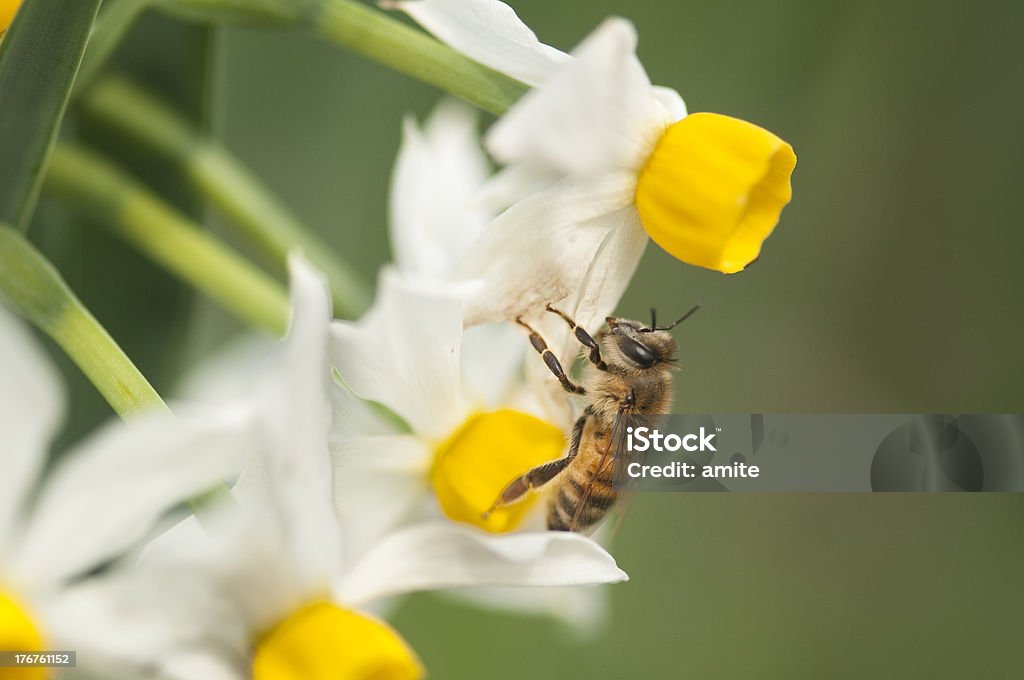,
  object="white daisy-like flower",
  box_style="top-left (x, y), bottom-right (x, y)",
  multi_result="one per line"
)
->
top-left (329, 271), bottom-right (625, 564)
top-left (130, 254), bottom-right (625, 679)
top-left (394, 0), bottom-right (797, 332)
top-left (0, 303), bottom-right (248, 679)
